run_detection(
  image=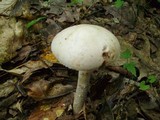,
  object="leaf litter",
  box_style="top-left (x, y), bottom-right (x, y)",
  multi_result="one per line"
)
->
top-left (0, 0), bottom-right (160, 120)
